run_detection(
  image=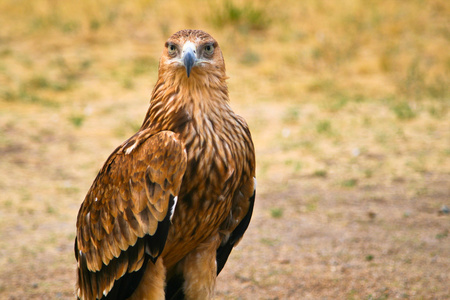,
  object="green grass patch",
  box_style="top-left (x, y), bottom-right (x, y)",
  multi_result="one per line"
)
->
top-left (316, 120), bottom-right (332, 134)
top-left (0, 48), bottom-right (12, 57)
top-left (27, 75), bottom-right (73, 92)
top-left (69, 114), bottom-right (85, 128)
top-left (46, 204), bottom-right (57, 215)
top-left (282, 107), bottom-right (300, 124)
top-left (365, 254), bottom-right (374, 261)
top-left (270, 207), bottom-right (283, 218)
top-left (391, 102), bottom-right (416, 120)
top-left (1, 87), bottom-right (59, 107)
top-left (435, 229), bottom-right (448, 240)
top-left (364, 169), bottom-right (373, 178)
top-left (208, 0), bottom-right (271, 32)
top-left (122, 78), bottom-right (134, 89)
top-left (341, 179), bottom-right (358, 188)
top-left (313, 169), bottom-right (327, 178)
